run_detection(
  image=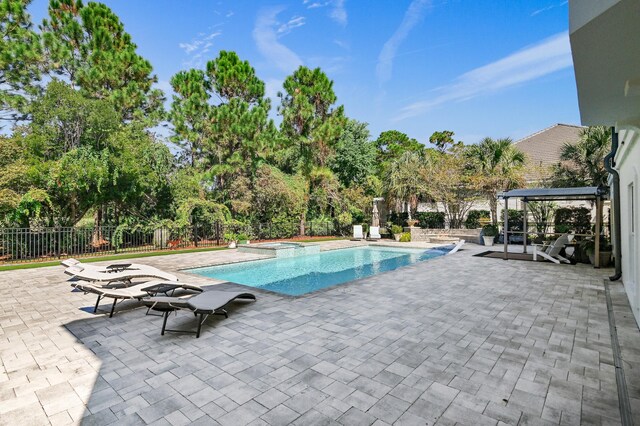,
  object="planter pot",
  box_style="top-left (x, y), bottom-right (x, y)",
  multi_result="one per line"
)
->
top-left (483, 236), bottom-right (495, 247)
top-left (394, 235), bottom-right (401, 242)
top-left (238, 240), bottom-right (248, 245)
top-left (588, 251), bottom-right (612, 267)
top-left (227, 241), bottom-right (237, 249)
